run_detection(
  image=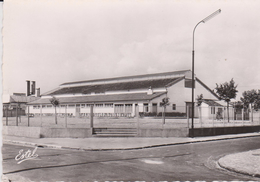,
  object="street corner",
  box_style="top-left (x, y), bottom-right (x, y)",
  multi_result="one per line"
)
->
top-left (218, 149), bottom-right (260, 178)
